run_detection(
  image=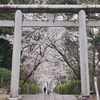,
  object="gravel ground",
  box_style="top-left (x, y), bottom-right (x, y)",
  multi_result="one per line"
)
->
top-left (0, 94), bottom-right (9, 100)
